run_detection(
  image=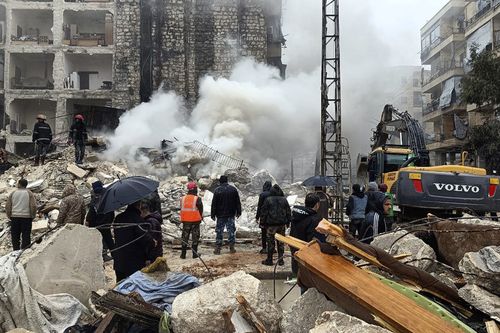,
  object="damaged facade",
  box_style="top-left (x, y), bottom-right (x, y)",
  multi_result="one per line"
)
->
top-left (0, 0), bottom-right (285, 155)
